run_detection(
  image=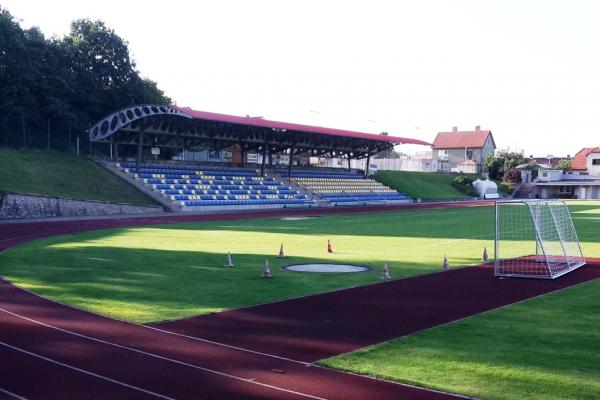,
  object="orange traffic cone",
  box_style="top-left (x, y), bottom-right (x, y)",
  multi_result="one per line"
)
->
top-left (278, 243), bottom-right (286, 258)
top-left (443, 255), bottom-right (449, 270)
top-left (224, 252), bottom-right (234, 267)
top-left (327, 240), bottom-right (333, 253)
top-left (262, 259), bottom-right (272, 278)
top-left (482, 247), bottom-right (489, 263)
top-left (381, 263), bottom-right (391, 280)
